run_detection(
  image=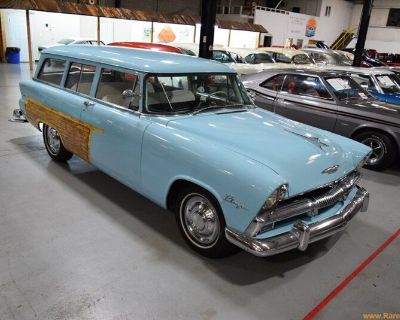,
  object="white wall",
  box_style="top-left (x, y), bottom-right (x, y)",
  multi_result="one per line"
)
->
top-left (349, 0), bottom-right (400, 53)
top-left (1, 10), bottom-right (28, 61)
top-left (317, 0), bottom-right (353, 46)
